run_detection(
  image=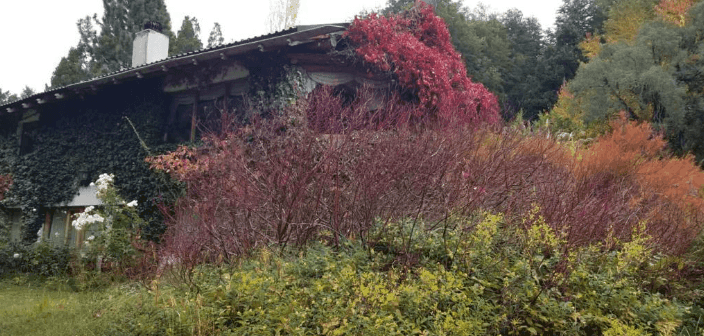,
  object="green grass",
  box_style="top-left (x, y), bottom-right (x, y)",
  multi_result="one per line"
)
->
top-left (0, 276), bottom-right (139, 336)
